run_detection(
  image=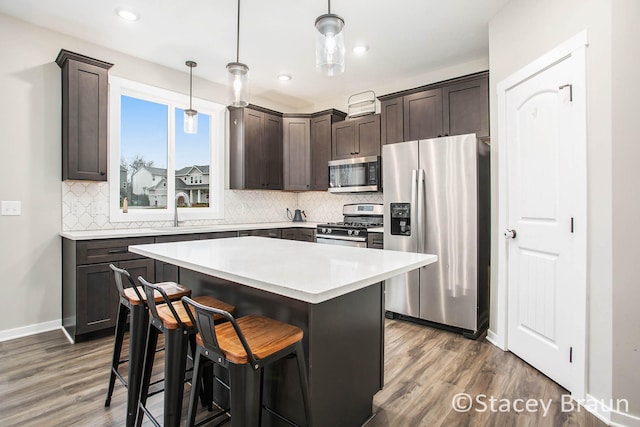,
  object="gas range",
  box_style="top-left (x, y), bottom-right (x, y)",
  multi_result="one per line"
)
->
top-left (316, 204), bottom-right (383, 247)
